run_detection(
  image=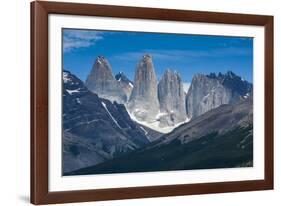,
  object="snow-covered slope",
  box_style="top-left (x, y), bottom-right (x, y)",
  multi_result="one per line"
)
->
top-left (126, 106), bottom-right (190, 133)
